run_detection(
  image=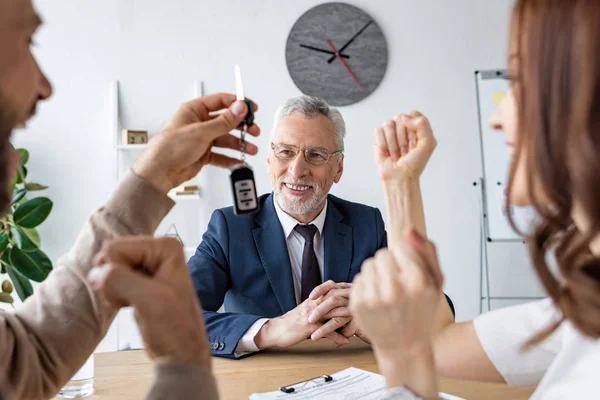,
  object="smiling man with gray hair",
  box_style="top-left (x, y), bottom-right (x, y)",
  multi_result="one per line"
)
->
top-left (188, 95), bottom-right (391, 358)
top-left (269, 96), bottom-right (346, 220)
